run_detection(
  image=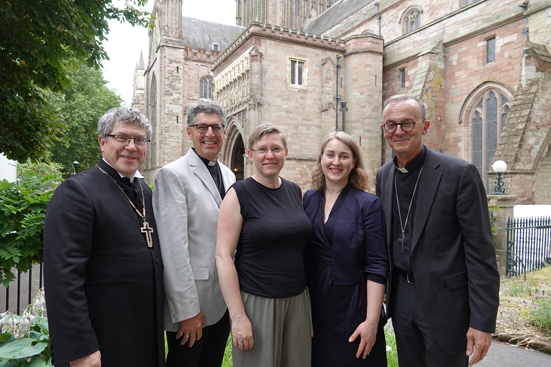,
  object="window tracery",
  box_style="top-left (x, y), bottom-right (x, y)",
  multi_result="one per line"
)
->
top-left (462, 84), bottom-right (513, 188)
top-left (401, 7), bottom-right (422, 35)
